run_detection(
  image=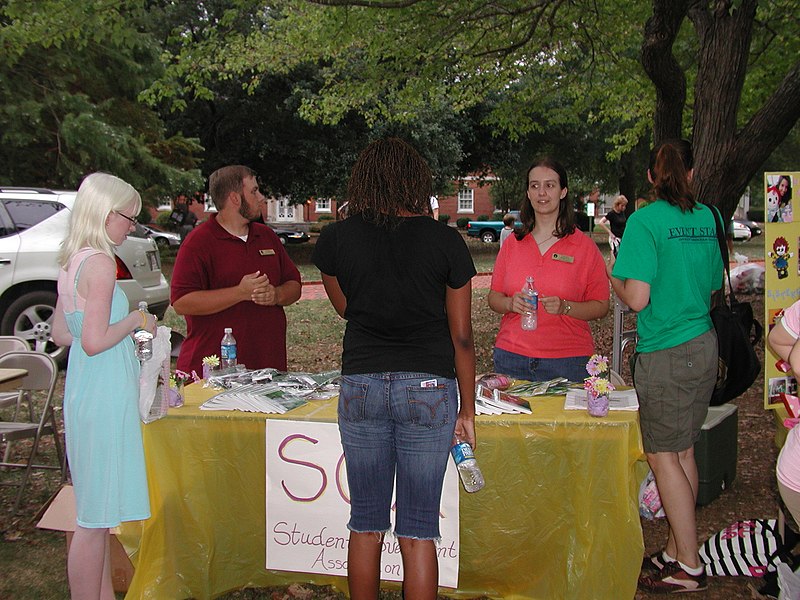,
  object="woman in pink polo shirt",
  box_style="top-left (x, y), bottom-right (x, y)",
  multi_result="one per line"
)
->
top-left (488, 157), bottom-right (609, 382)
